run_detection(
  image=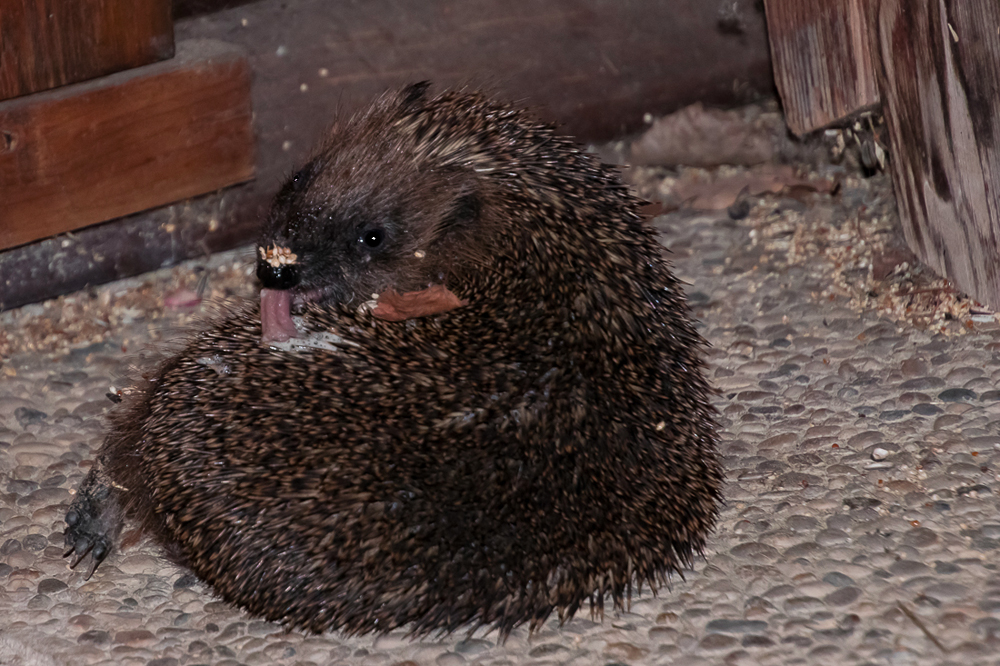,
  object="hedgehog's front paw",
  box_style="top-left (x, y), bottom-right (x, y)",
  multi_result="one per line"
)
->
top-left (63, 479), bottom-right (118, 578)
